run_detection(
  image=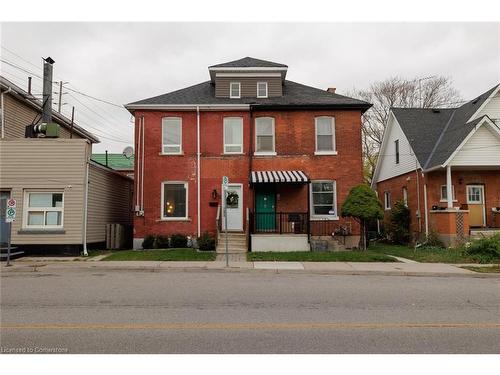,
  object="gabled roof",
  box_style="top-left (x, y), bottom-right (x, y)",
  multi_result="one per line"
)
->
top-left (126, 80), bottom-right (371, 111)
top-left (91, 153), bottom-right (134, 170)
top-left (391, 83), bottom-right (500, 170)
top-left (208, 57), bottom-right (288, 69)
top-left (0, 76), bottom-right (99, 143)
